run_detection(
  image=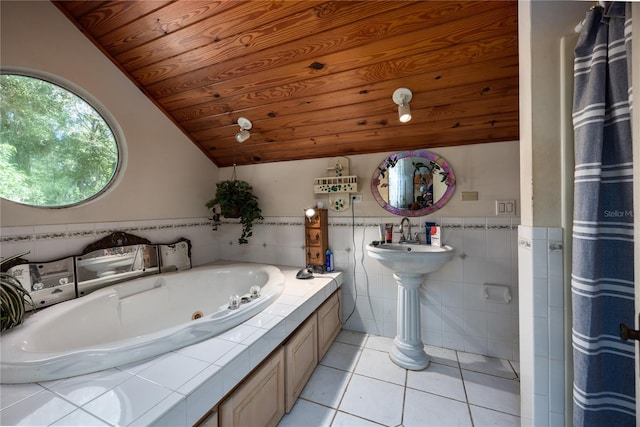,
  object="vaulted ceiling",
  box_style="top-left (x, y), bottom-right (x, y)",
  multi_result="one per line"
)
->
top-left (53, 1), bottom-right (519, 167)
